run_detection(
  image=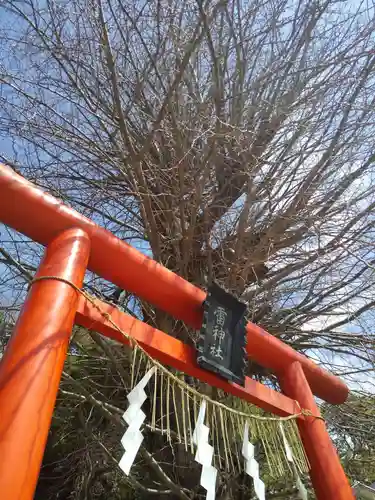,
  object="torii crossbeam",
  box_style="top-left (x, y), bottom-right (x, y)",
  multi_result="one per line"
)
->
top-left (0, 163), bottom-right (354, 499)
